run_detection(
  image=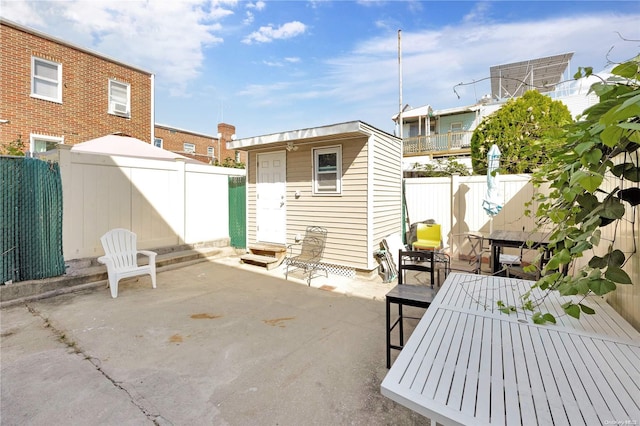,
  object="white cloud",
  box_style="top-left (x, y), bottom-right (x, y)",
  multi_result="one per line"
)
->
top-left (244, 11), bottom-right (255, 25)
top-left (238, 11), bottom-right (640, 130)
top-left (242, 21), bottom-right (307, 44)
top-left (247, 1), bottom-right (266, 11)
top-left (285, 57), bottom-right (301, 63)
top-left (0, 0), bottom-right (232, 96)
